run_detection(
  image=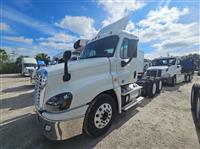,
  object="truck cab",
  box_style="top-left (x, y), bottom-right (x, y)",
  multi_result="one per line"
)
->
top-left (147, 56), bottom-right (192, 86)
top-left (34, 16), bottom-right (144, 140)
top-left (21, 57), bottom-right (37, 76)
